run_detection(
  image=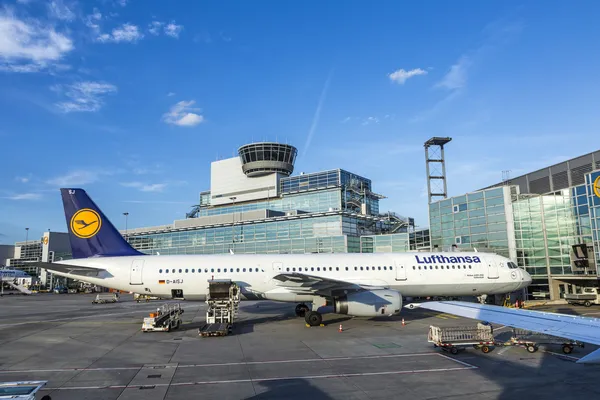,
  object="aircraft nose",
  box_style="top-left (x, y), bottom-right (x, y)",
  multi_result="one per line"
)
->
top-left (521, 268), bottom-right (532, 287)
